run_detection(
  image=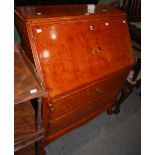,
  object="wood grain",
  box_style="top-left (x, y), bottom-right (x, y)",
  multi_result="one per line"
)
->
top-left (15, 4), bottom-right (126, 23)
top-left (14, 44), bottom-right (46, 104)
top-left (15, 144), bottom-right (35, 155)
top-left (30, 17), bottom-right (134, 97)
top-left (14, 44), bottom-right (46, 154)
top-left (15, 4), bottom-right (135, 147)
top-left (14, 101), bottom-right (44, 152)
